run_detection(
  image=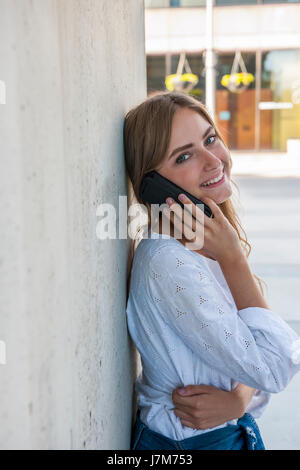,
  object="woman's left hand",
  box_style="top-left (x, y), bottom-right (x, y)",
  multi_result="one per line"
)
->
top-left (172, 383), bottom-right (255, 430)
